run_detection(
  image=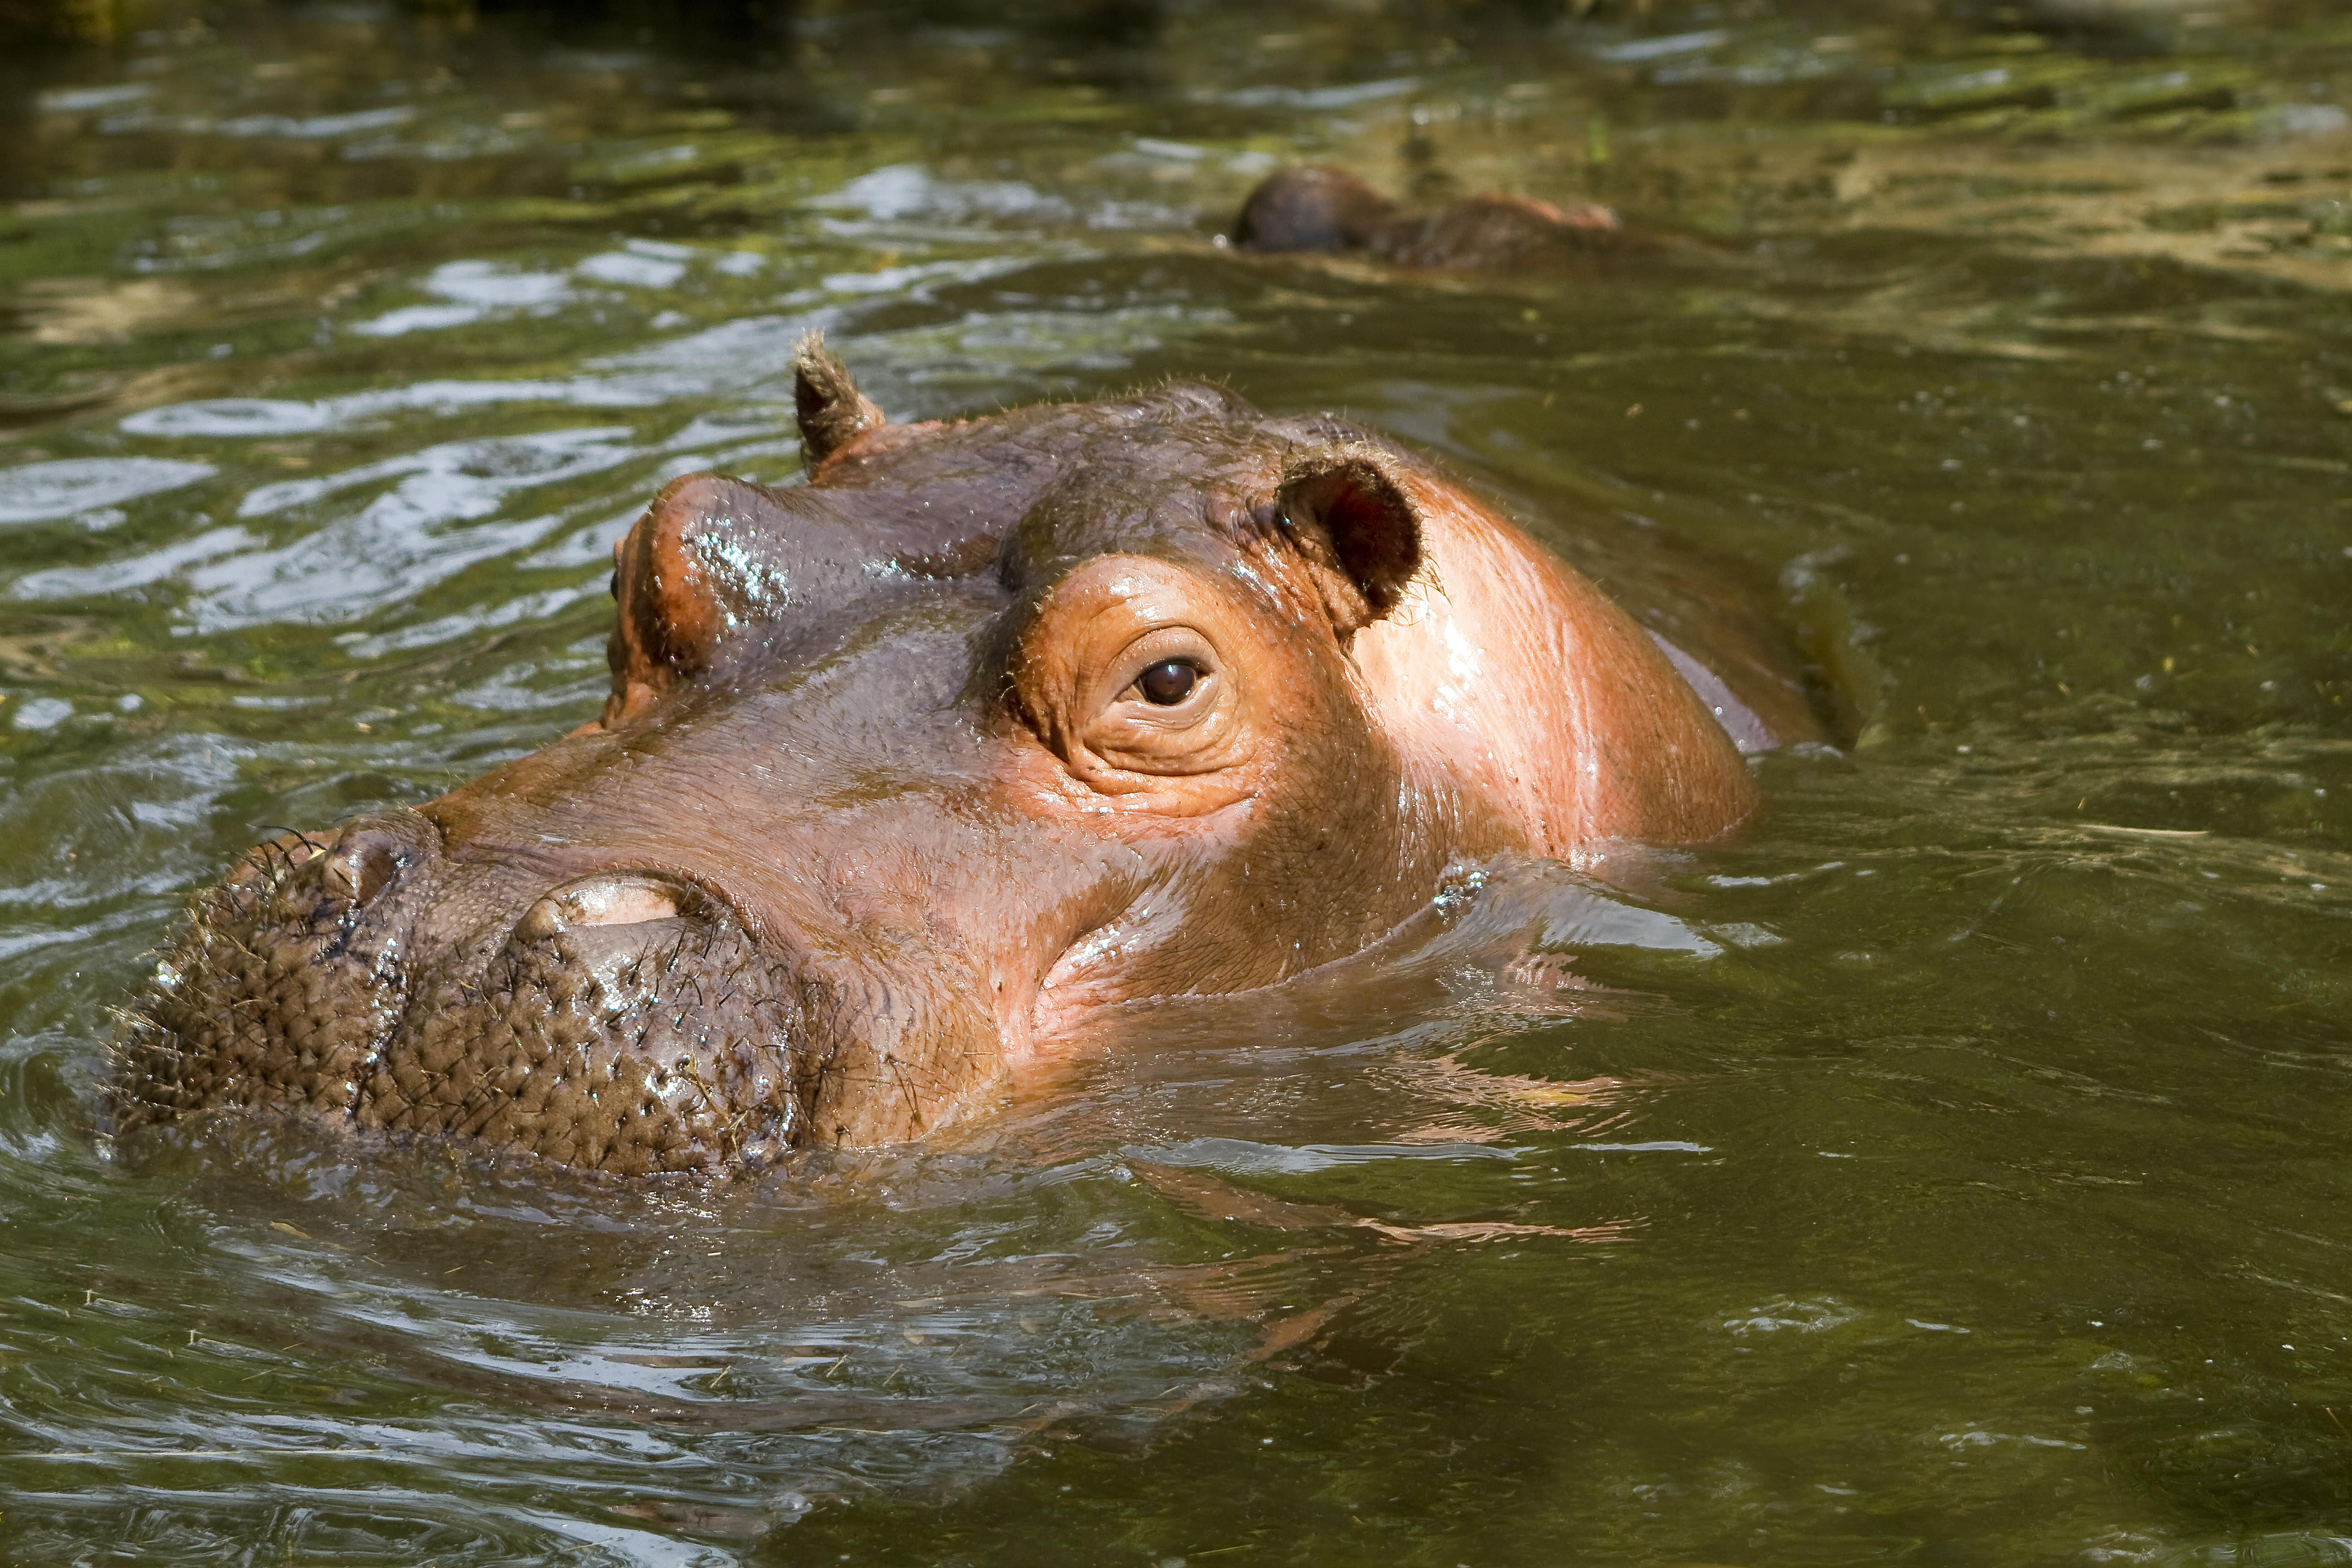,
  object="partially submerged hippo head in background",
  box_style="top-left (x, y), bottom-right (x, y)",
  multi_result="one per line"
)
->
top-left (113, 336), bottom-right (1798, 1176)
top-left (1232, 164), bottom-right (1627, 269)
